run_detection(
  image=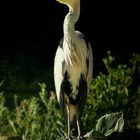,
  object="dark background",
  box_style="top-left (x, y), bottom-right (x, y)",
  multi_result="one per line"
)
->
top-left (0, 1), bottom-right (139, 80)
